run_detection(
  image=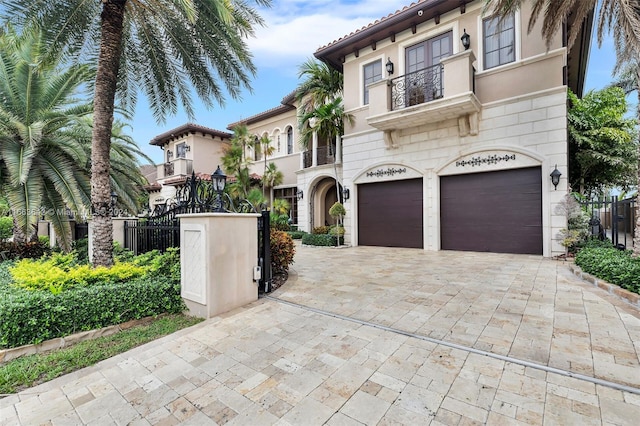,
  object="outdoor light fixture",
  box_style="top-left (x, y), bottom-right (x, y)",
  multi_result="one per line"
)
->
top-left (167, 150), bottom-right (173, 158)
top-left (297, 190), bottom-right (303, 201)
top-left (110, 191), bottom-right (118, 217)
top-left (185, 145), bottom-right (191, 152)
top-left (461, 29), bottom-right (470, 50)
top-left (342, 187), bottom-right (350, 201)
top-left (211, 165), bottom-right (227, 212)
top-left (386, 57), bottom-right (394, 75)
top-left (550, 165), bottom-right (562, 190)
